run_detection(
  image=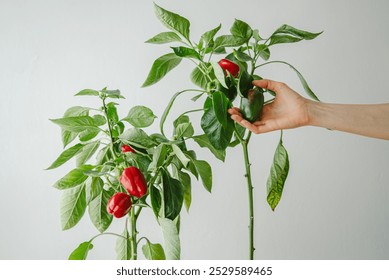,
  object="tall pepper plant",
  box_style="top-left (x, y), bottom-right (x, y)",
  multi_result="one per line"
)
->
top-left (142, 4), bottom-right (322, 260)
top-left (48, 88), bottom-right (213, 260)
